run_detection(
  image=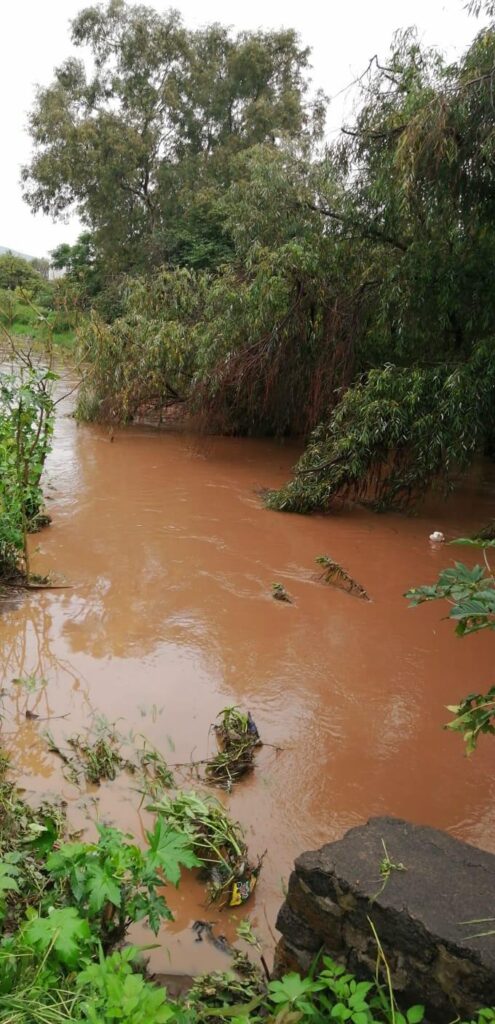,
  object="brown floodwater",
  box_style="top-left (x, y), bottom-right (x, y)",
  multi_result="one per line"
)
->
top-left (1, 366), bottom-right (495, 976)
